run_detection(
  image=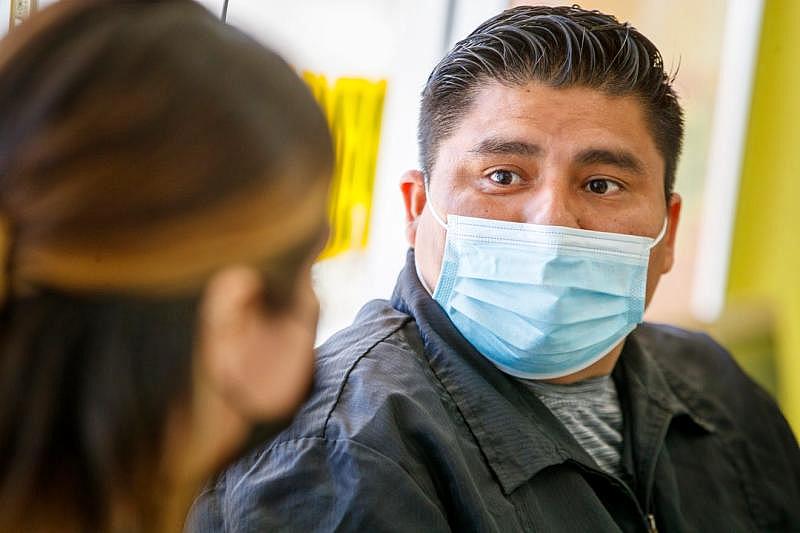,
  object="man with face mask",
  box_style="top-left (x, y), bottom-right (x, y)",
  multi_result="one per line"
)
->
top-left (189, 6), bottom-right (800, 532)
